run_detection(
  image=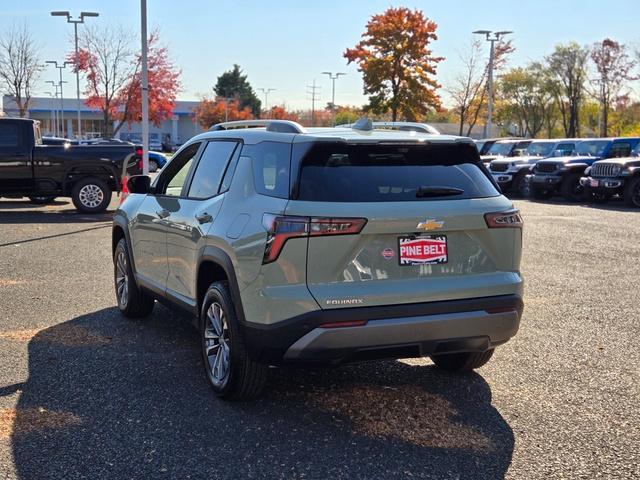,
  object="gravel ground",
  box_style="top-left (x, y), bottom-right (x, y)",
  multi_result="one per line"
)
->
top-left (0, 196), bottom-right (638, 479)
